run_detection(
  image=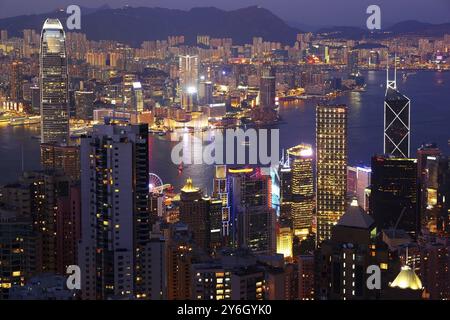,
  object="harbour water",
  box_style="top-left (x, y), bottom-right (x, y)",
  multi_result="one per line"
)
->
top-left (1, 70), bottom-right (449, 190)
